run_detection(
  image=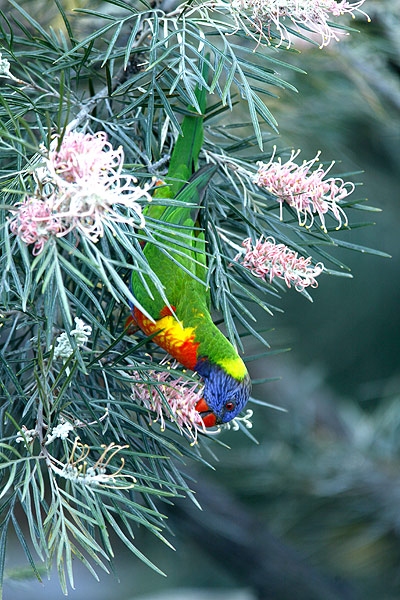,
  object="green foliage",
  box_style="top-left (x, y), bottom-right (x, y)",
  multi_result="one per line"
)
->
top-left (0, 0), bottom-right (380, 595)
